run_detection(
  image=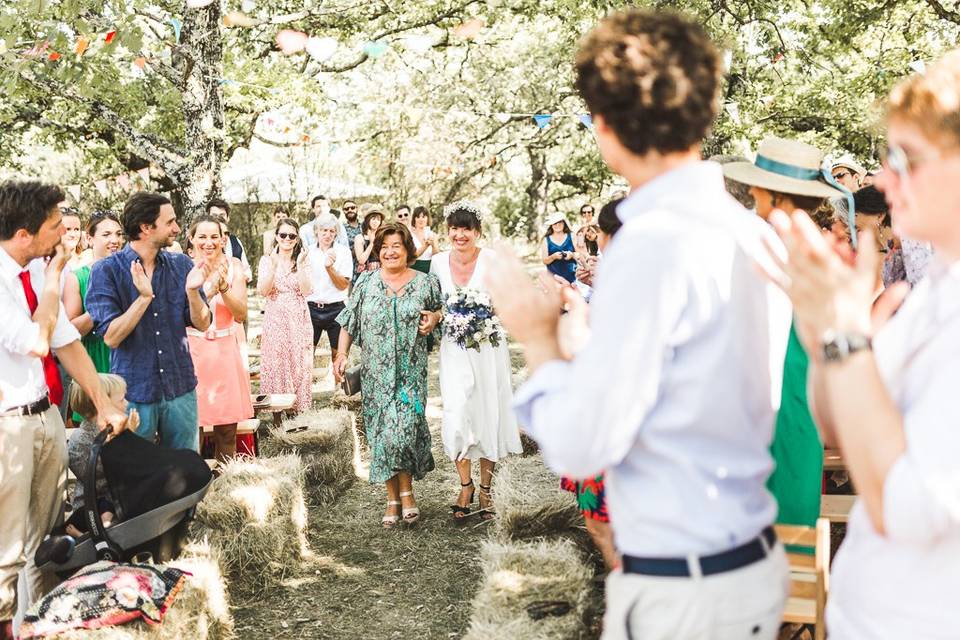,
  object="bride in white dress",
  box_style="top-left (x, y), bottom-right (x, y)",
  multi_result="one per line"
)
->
top-left (431, 201), bottom-right (522, 521)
